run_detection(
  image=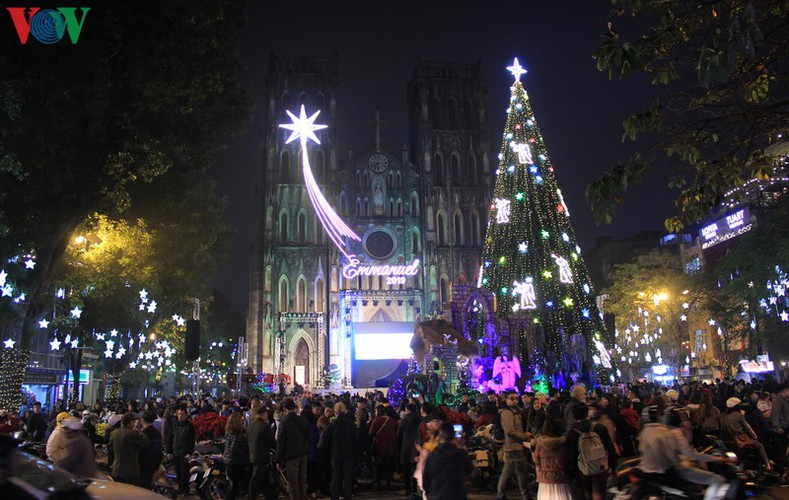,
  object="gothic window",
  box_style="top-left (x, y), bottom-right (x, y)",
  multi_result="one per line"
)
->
top-left (429, 266), bottom-right (437, 289)
top-left (448, 99), bottom-right (458, 129)
top-left (397, 198), bottom-right (403, 217)
top-left (296, 276), bottom-right (307, 312)
top-left (470, 211), bottom-right (481, 245)
top-left (299, 91), bottom-right (308, 107)
top-left (314, 217), bottom-right (324, 245)
top-left (264, 266), bottom-right (272, 292)
top-left (464, 98), bottom-right (474, 128)
top-left (339, 191), bottom-right (348, 216)
top-left (314, 277), bottom-right (324, 312)
top-left (266, 206), bottom-right (274, 235)
top-left (278, 277), bottom-right (288, 312)
top-left (330, 266), bottom-right (338, 292)
top-left (430, 97), bottom-right (441, 129)
top-left (467, 153), bottom-right (477, 184)
top-left (411, 228), bottom-right (421, 253)
top-left (279, 211), bottom-right (289, 244)
top-left (356, 170), bottom-right (361, 187)
top-left (427, 207), bottom-right (434, 231)
top-left (389, 198), bottom-right (395, 216)
top-left (364, 197), bottom-right (370, 216)
top-left (454, 211), bottom-right (464, 245)
top-left (458, 273), bottom-right (467, 283)
top-left (280, 150), bottom-right (290, 183)
top-left (396, 172), bottom-right (401, 188)
top-left (356, 197), bottom-right (362, 215)
top-left (434, 153), bottom-right (444, 185)
top-left (316, 92), bottom-right (326, 113)
top-left (280, 92), bottom-right (290, 120)
top-left (363, 171), bottom-right (369, 187)
top-left (411, 192), bottom-right (420, 216)
top-left (437, 211), bottom-right (447, 246)
top-left (297, 211), bottom-right (307, 245)
top-left (440, 275), bottom-right (449, 306)
top-left (451, 154), bottom-right (460, 185)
